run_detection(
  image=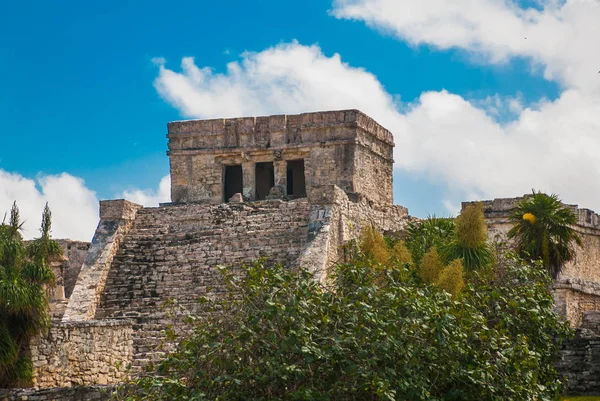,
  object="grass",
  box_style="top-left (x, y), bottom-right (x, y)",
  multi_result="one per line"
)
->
top-left (560, 397), bottom-right (600, 400)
